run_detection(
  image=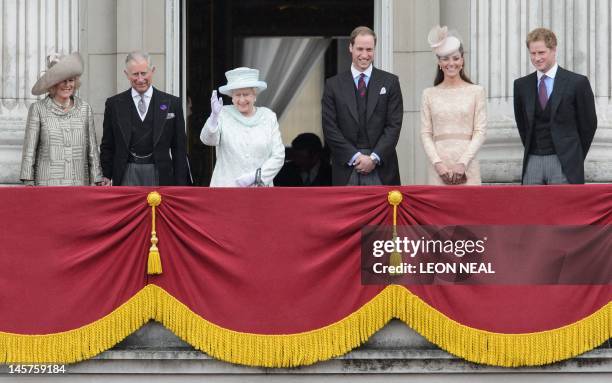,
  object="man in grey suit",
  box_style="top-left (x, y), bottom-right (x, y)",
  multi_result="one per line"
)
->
top-left (322, 26), bottom-right (403, 186)
top-left (513, 28), bottom-right (597, 184)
